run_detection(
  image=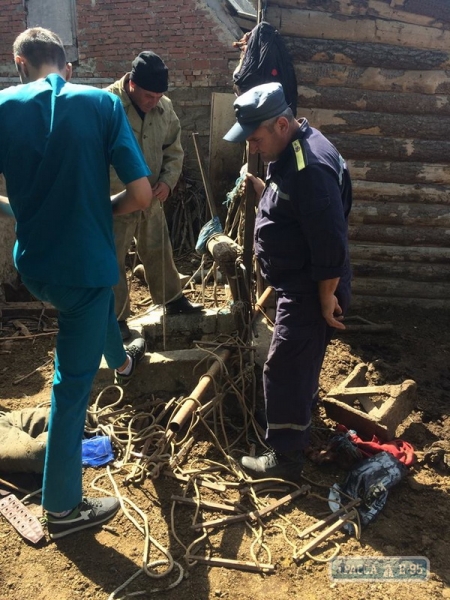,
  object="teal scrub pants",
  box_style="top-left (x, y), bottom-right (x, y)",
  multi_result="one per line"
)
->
top-left (21, 278), bottom-right (127, 513)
